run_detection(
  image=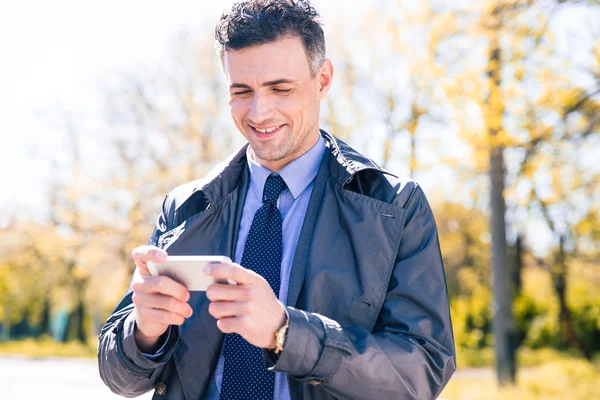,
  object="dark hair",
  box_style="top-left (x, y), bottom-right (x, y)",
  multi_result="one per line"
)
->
top-left (215, 0), bottom-right (326, 77)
